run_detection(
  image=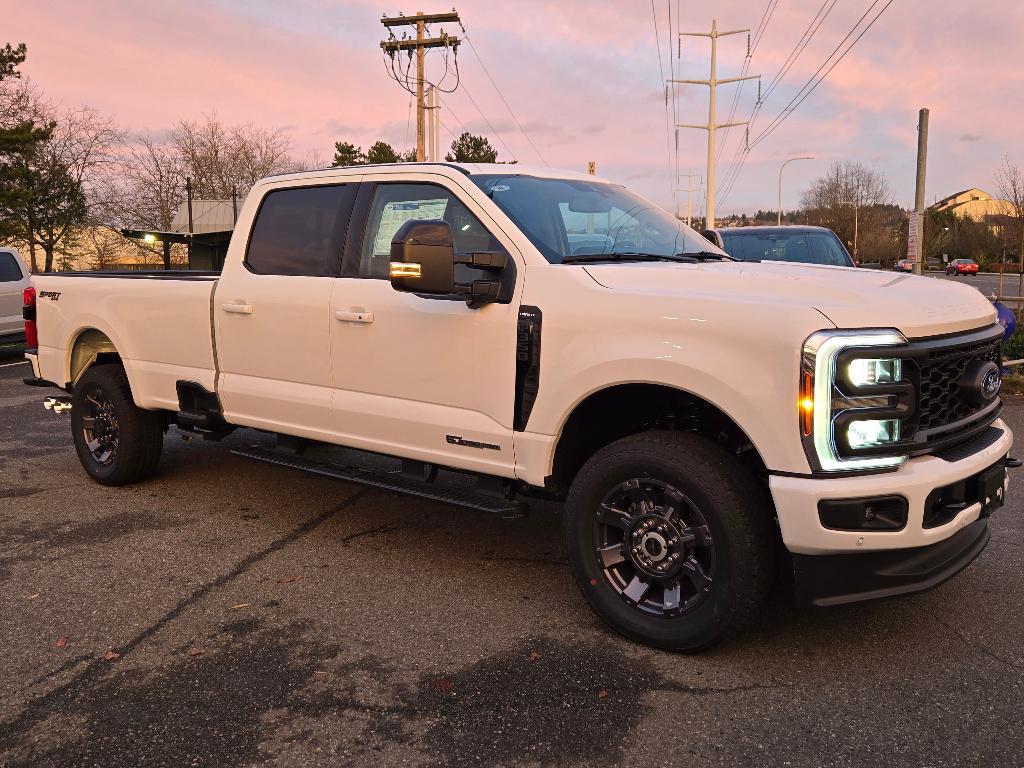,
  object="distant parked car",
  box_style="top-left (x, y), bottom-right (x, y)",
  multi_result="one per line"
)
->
top-left (894, 259), bottom-right (915, 273)
top-left (0, 247), bottom-right (30, 343)
top-left (946, 258), bottom-right (979, 276)
top-left (701, 225), bottom-right (855, 267)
